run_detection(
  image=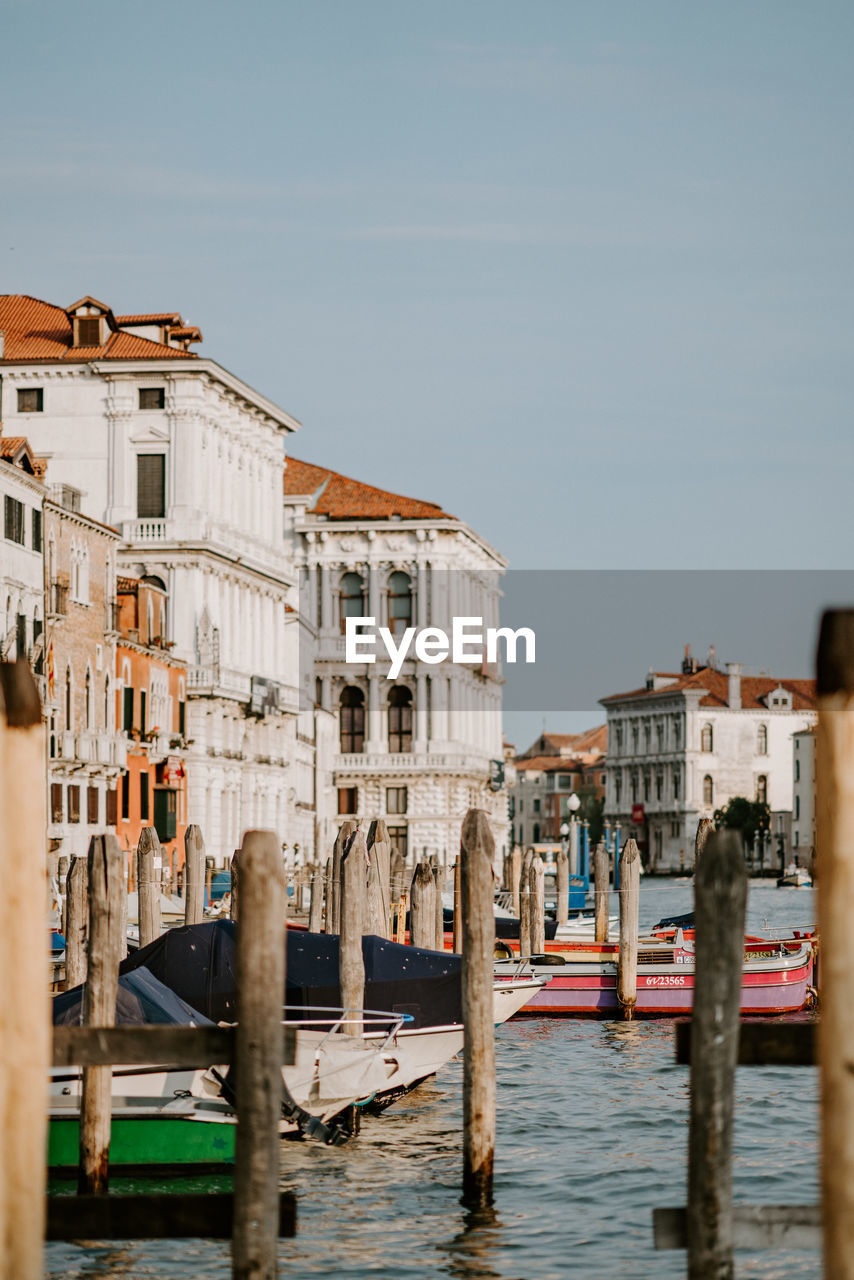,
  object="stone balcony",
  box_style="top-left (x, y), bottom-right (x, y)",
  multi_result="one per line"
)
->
top-left (334, 748), bottom-right (493, 777)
